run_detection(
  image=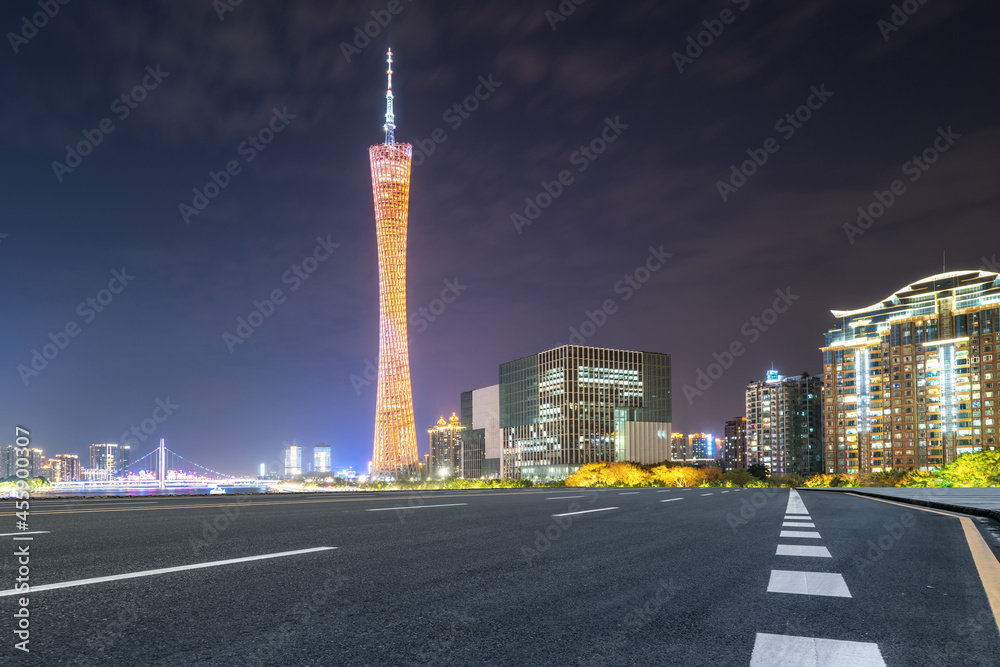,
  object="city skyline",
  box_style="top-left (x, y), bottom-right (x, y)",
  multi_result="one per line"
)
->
top-left (2, 1), bottom-right (998, 475)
